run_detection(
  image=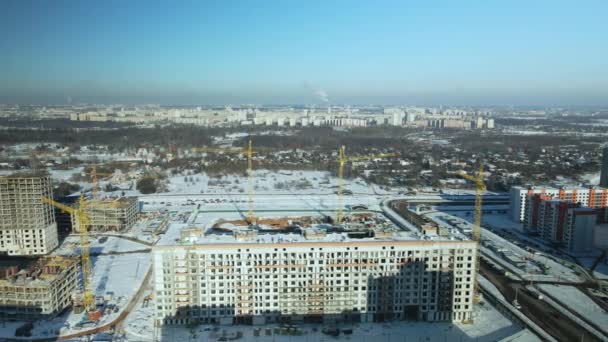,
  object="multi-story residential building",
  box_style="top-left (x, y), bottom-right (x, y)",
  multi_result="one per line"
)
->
top-left (72, 197), bottom-right (138, 232)
top-left (0, 172), bottom-right (59, 256)
top-left (510, 185), bottom-right (608, 224)
top-left (601, 145), bottom-right (608, 188)
top-left (153, 218), bottom-right (477, 326)
top-left (0, 256), bottom-right (79, 319)
top-left (524, 198), bottom-right (595, 252)
top-left (564, 208), bottom-right (596, 253)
